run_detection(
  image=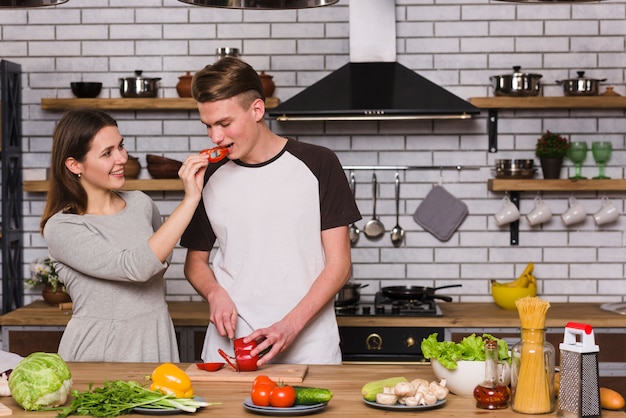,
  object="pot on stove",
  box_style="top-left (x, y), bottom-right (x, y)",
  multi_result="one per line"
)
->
top-left (335, 282), bottom-right (369, 307)
top-left (381, 284), bottom-right (462, 303)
